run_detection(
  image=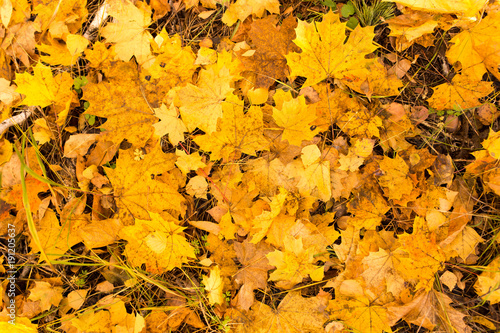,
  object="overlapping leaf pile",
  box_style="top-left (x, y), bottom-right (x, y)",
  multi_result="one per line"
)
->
top-left (0, 0), bottom-right (500, 332)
